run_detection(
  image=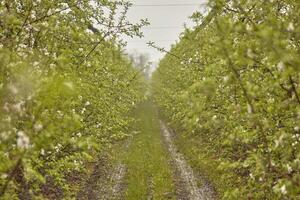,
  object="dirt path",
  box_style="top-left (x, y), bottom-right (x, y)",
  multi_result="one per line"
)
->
top-left (78, 102), bottom-right (216, 200)
top-left (160, 121), bottom-right (216, 200)
top-left (77, 155), bottom-right (126, 200)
